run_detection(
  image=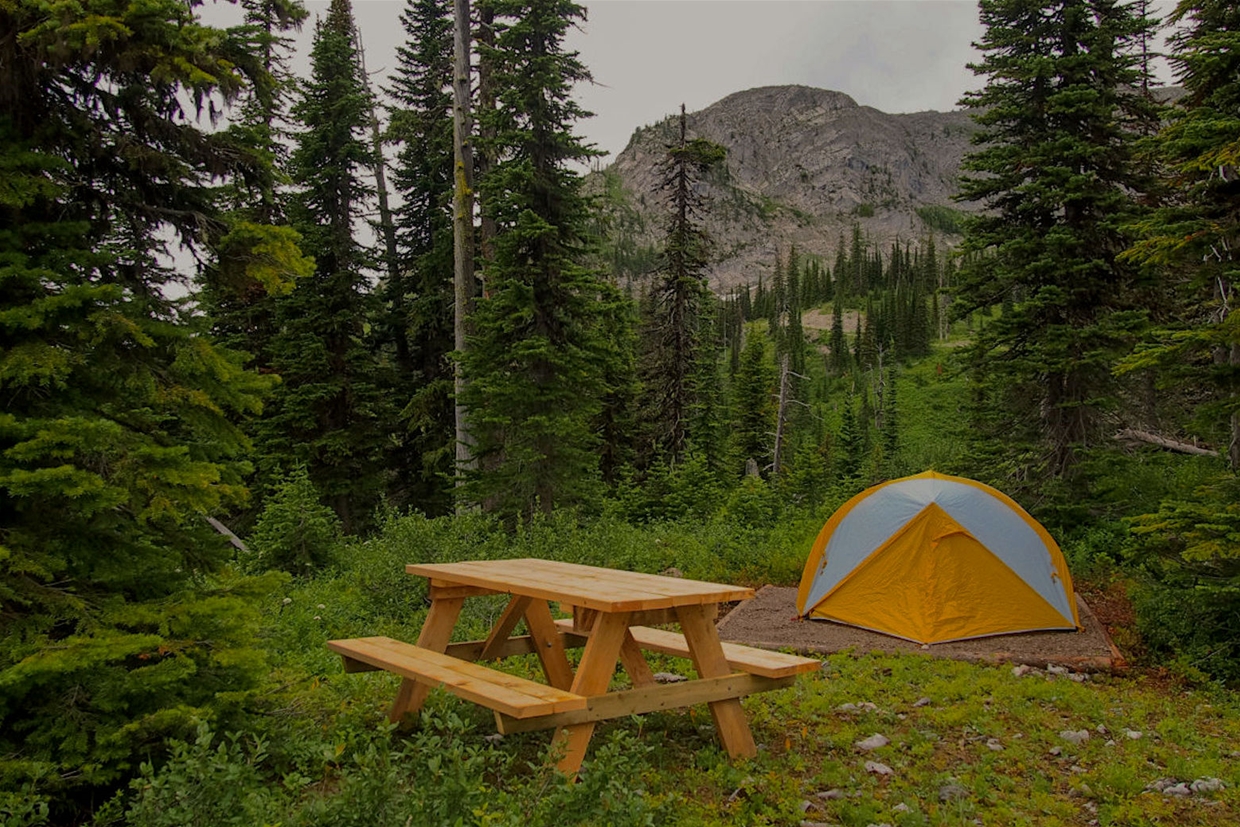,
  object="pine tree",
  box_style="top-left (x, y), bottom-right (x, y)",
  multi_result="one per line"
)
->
top-left (829, 297), bottom-right (850, 376)
top-left (639, 104), bottom-right (726, 463)
top-left (384, 0), bottom-right (456, 512)
top-left (957, 0), bottom-right (1159, 480)
top-left (731, 327), bottom-right (776, 474)
top-left (257, 0), bottom-right (390, 532)
top-left (462, 0), bottom-right (610, 518)
top-left (1123, 0), bottom-right (1240, 469)
top-left (0, 0), bottom-right (280, 811)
